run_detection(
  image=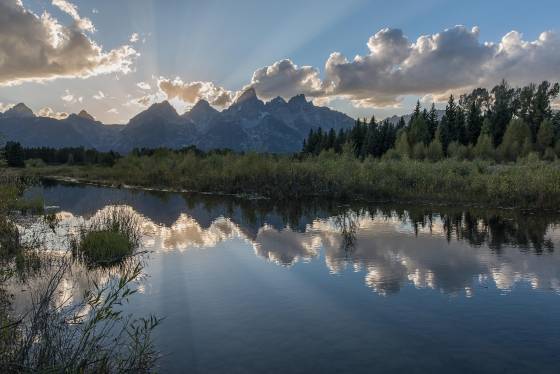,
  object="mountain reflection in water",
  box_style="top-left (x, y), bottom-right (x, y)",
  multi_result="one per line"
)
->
top-left (28, 182), bottom-right (560, 297)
